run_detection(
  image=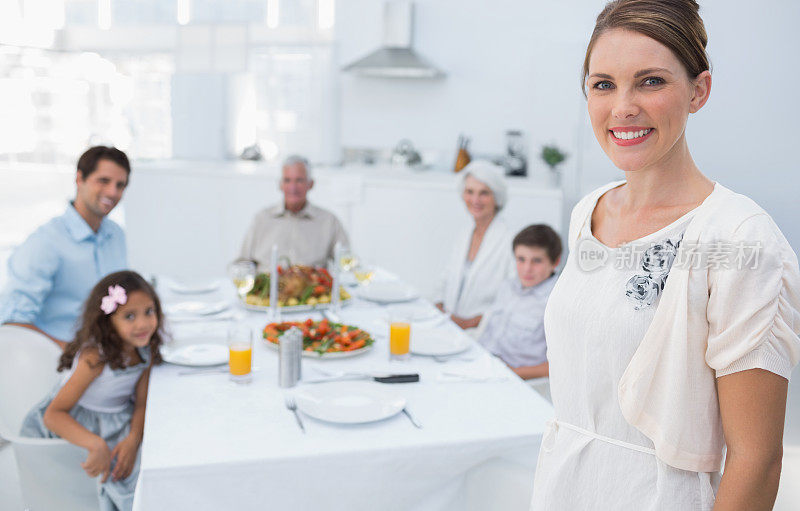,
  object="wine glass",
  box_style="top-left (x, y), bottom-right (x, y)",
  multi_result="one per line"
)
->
top-left (228, 260), bottom-right (256, 301)
top-left (353, 263), bottom-right (375, 286)
top-left (339, 250), bottom-right (359, 272)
